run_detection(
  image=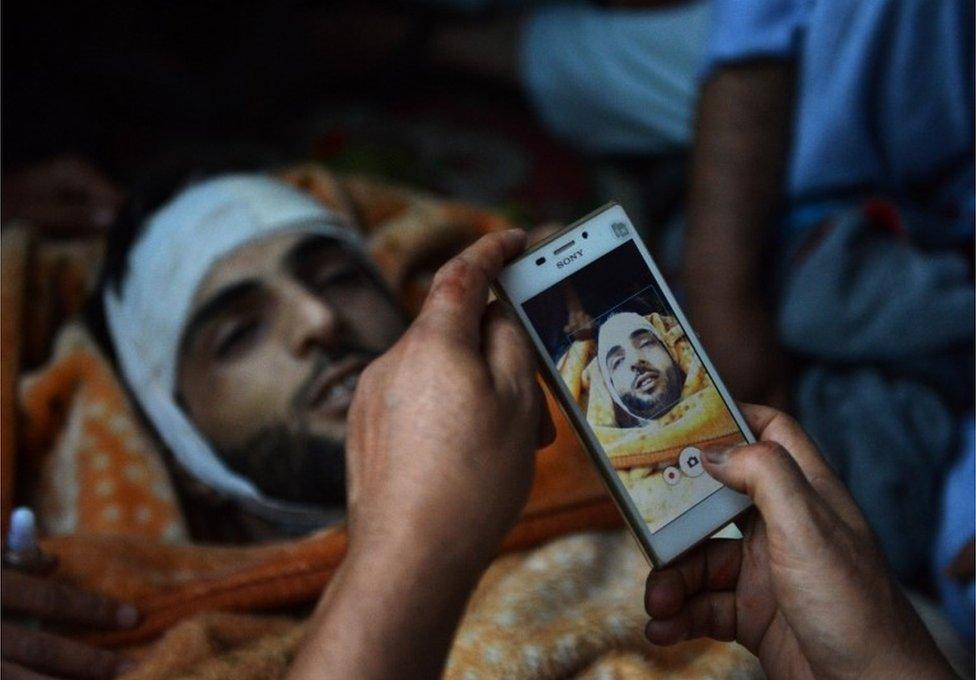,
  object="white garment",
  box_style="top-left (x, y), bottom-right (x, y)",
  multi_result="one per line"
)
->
top-left (520, 1), bottom-right (710, 154)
